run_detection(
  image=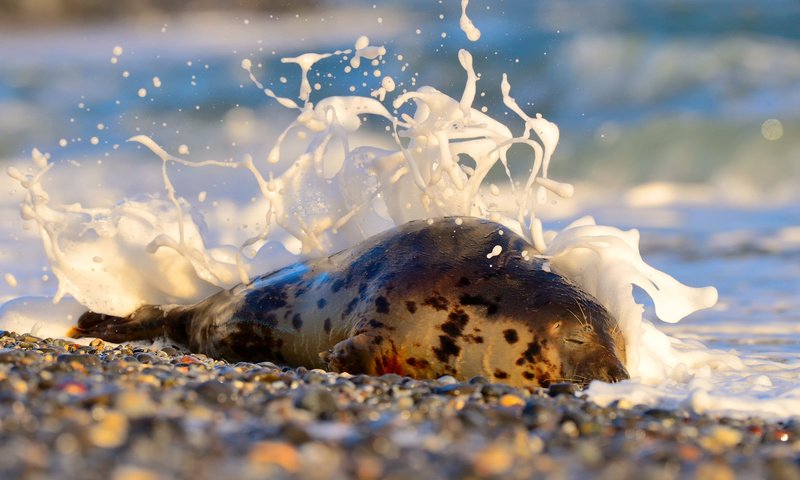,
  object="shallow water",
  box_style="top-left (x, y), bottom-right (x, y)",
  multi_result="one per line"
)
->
top-left (1, 1), bottom-right (798, 419)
